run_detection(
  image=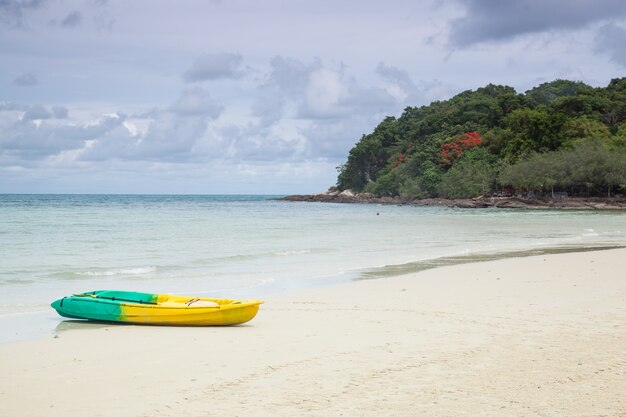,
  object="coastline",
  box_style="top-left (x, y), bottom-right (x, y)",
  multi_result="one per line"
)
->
top-left (1, 244), bottom-right (621, 345)
top-left (2, 247), bottom-right (626, 416)
top-left (278, 191), bottom-right (626, 210)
